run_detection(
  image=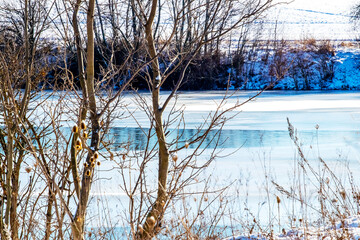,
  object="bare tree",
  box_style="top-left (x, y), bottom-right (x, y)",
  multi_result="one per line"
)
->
top-left (0, 0), bottom-right (57, 238)
top-left (117, 0), bottom-right (275, 238)
top-left (0, 0), bottom-right (277, 239)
